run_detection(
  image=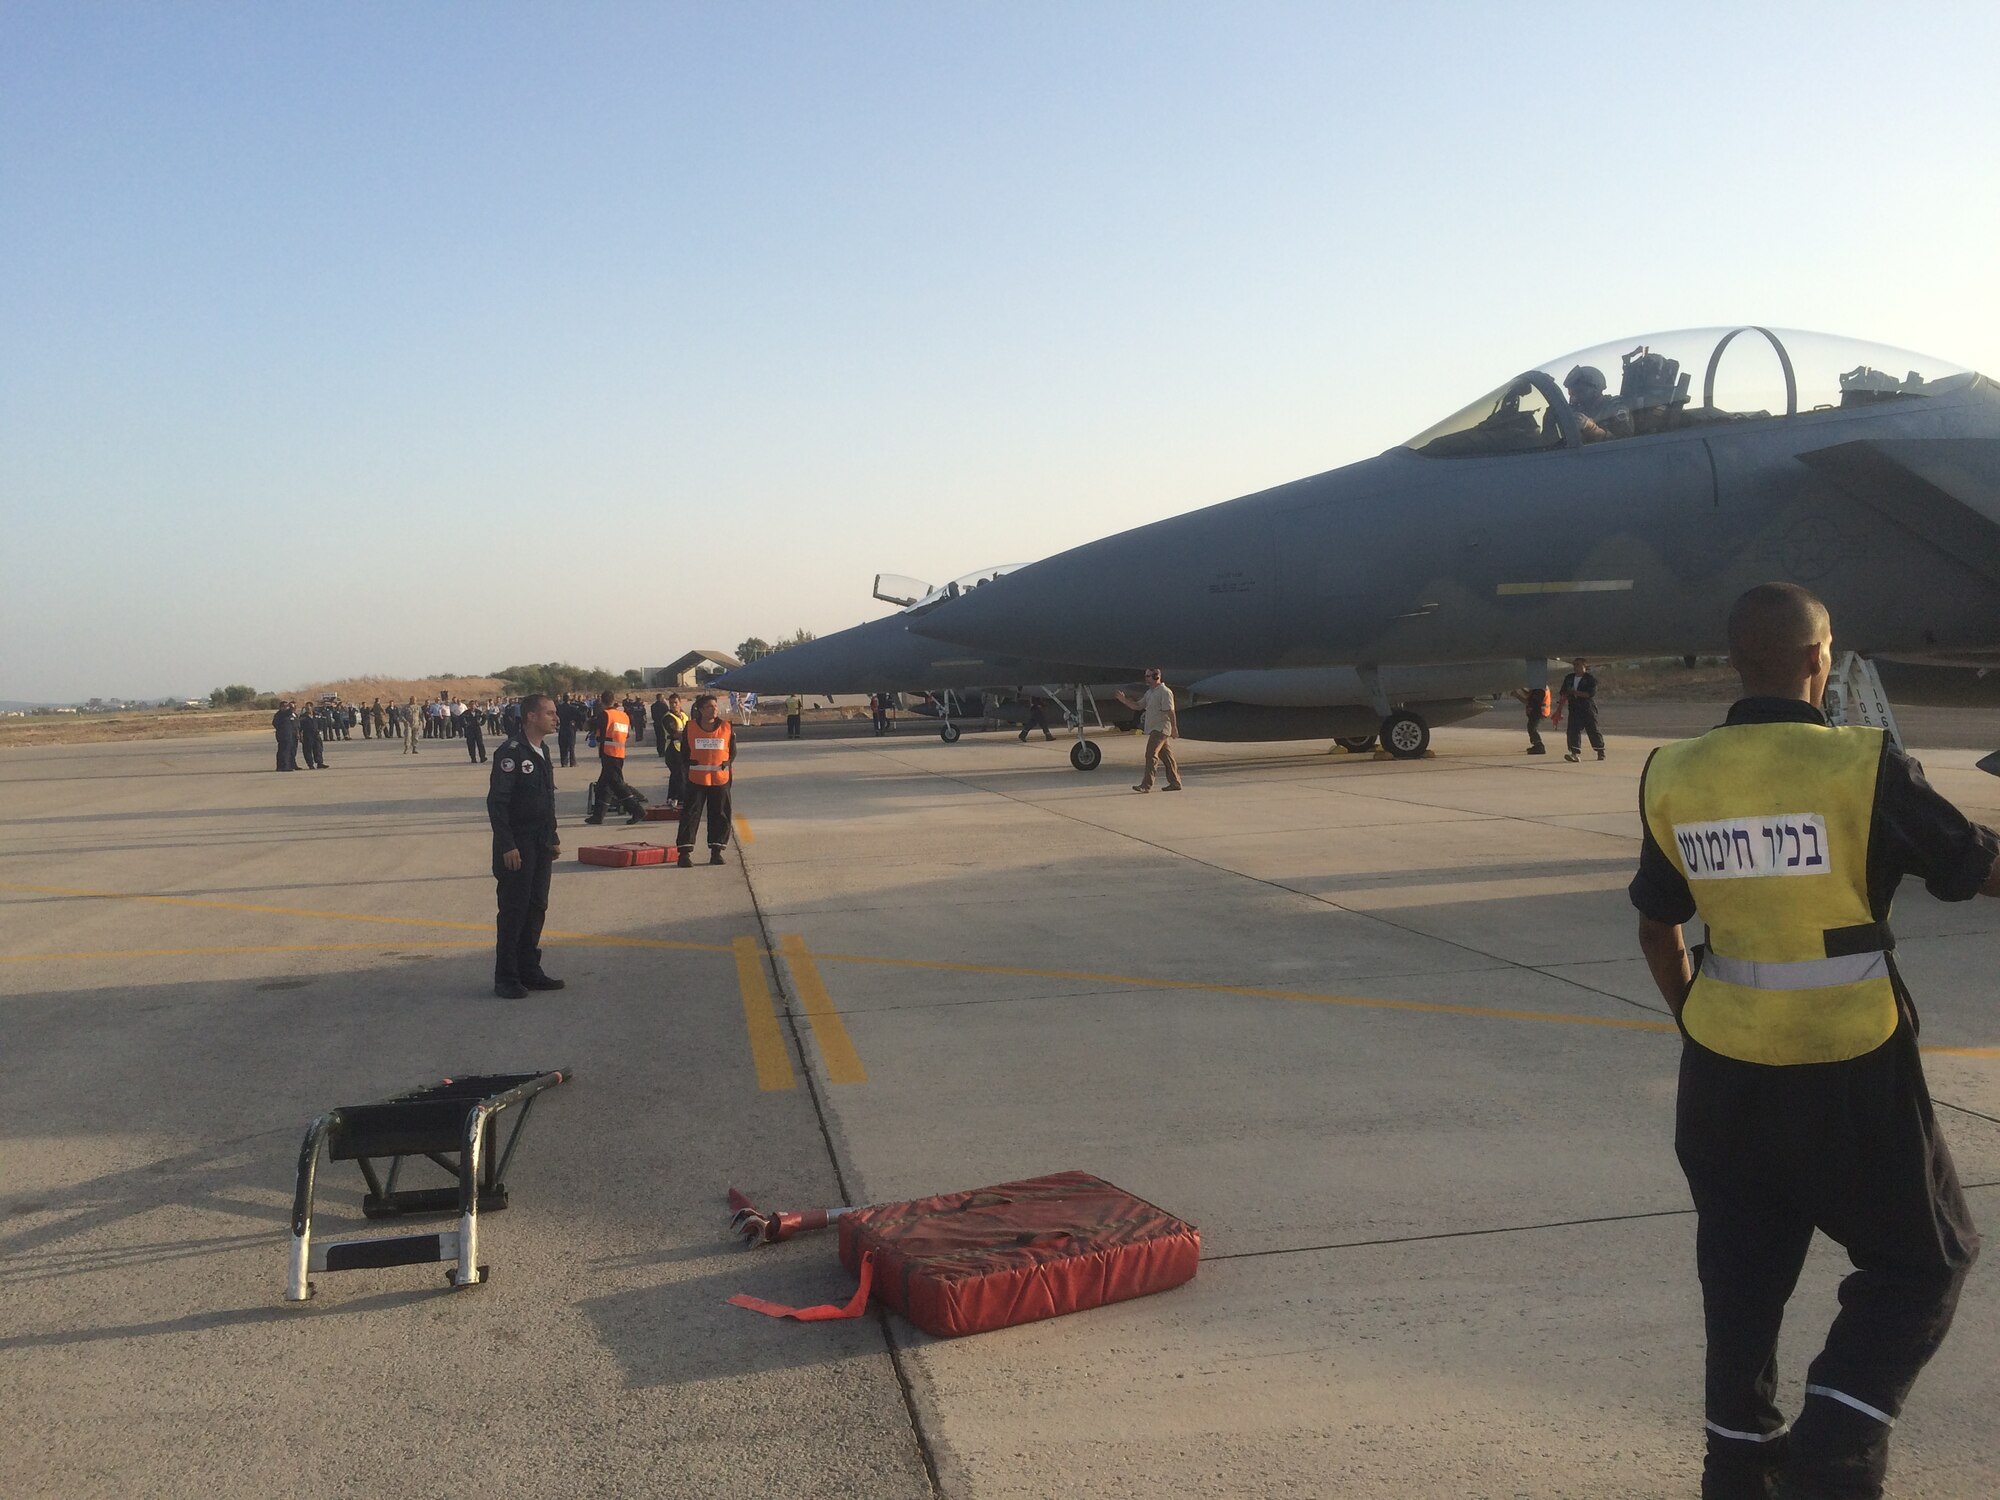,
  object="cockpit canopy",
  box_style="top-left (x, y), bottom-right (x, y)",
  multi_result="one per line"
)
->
top-left (1404, 327), bottom-right (1976, 458)
top-left (900, 564), bottom-right (1024, 616)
